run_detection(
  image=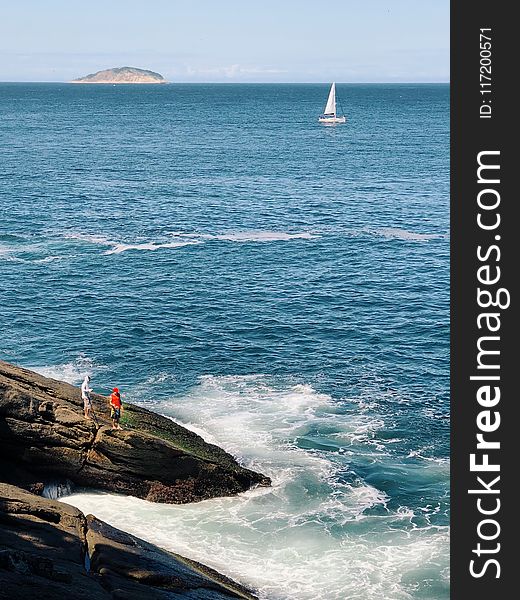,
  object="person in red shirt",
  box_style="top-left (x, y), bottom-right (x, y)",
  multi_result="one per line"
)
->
top-left (109, 387), bottom-right (123, 430)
